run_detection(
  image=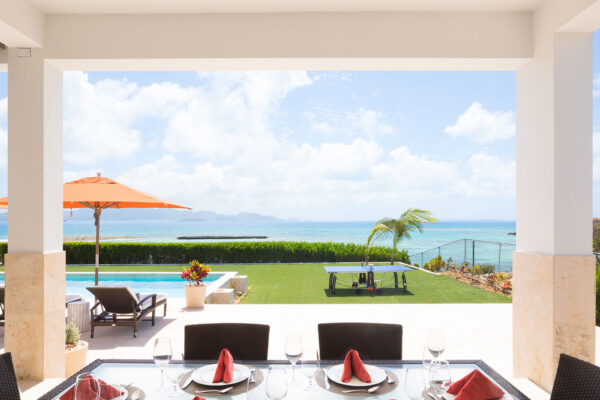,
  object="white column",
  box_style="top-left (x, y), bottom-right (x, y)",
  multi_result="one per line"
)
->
top-left (5, 48), bottom-right (65, 380)
top-left (514, 32), bottom-right (595, 391)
